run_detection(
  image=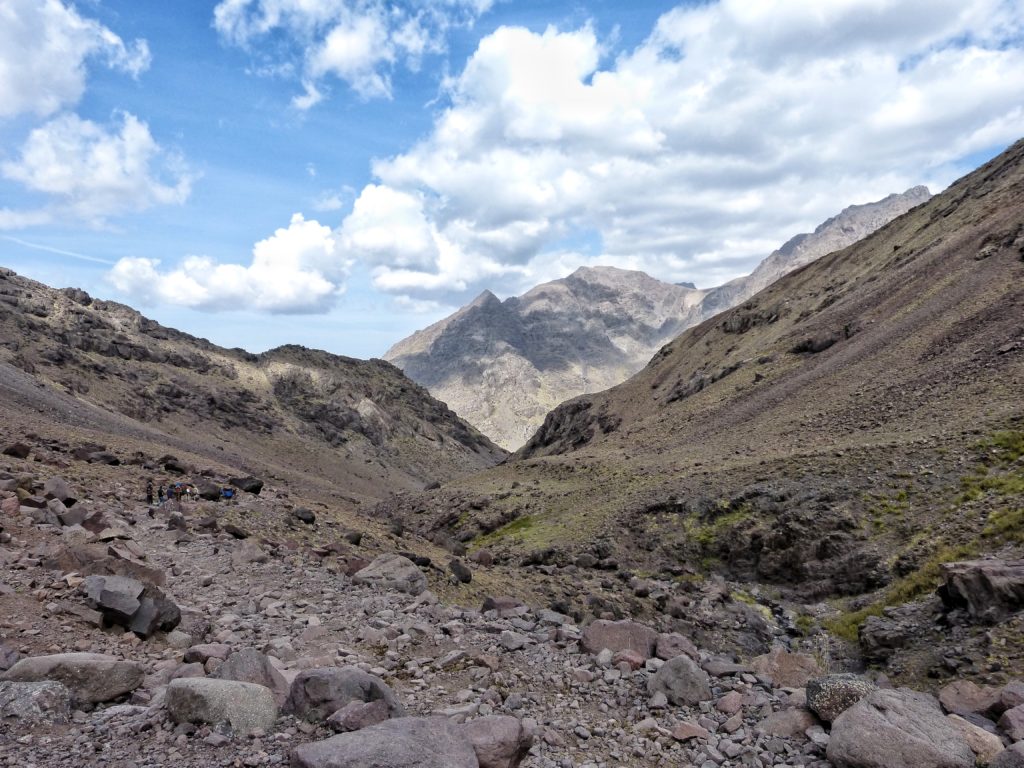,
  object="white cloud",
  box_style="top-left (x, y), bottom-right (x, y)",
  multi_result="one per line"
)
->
top-left (0, 0), bottom-right (150, 118)
top-left (0, 113), bottom-right (193, 227)
top-left (213, 0), bottom-right (493, 105)
top-left (335, 0), bottom-right (1024, 301)
top-left (108, 213), bottom-right (351, 314)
